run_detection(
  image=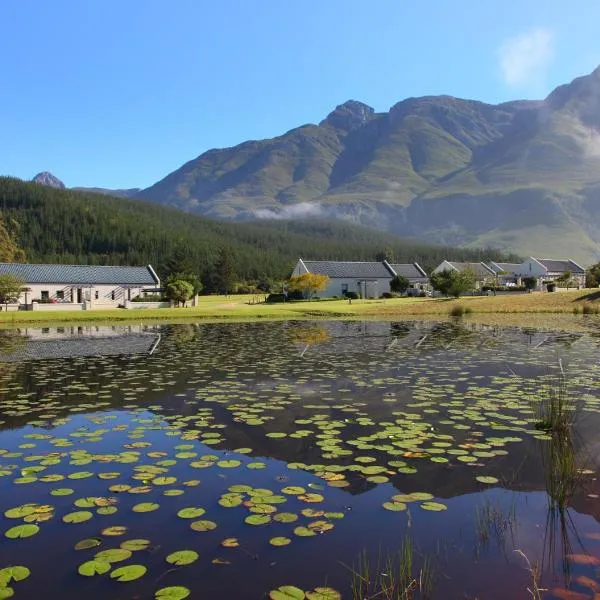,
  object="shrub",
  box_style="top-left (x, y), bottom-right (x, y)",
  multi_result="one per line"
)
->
top-left (265, 293), bottom-right (286, 303)
top-left (546, 283), bottom-right (556, 292)
top-left (380, 292), bottom-right (401, 299)
top-left (345, 291), bottom-right (360, 300)
top-left (582, 304), bottom-right (600, 315)
top-left (132, 294), bottom-right (165, 302)
top-left (449, 305), bottom-right (473, 317)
